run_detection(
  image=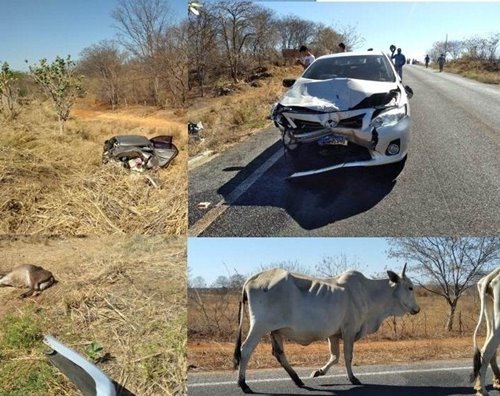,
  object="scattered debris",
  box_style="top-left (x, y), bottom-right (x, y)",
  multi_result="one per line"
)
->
top-left (197, 202), bottom-right (211, 210)
top-left (188, 121), bottom-right (204, 142)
